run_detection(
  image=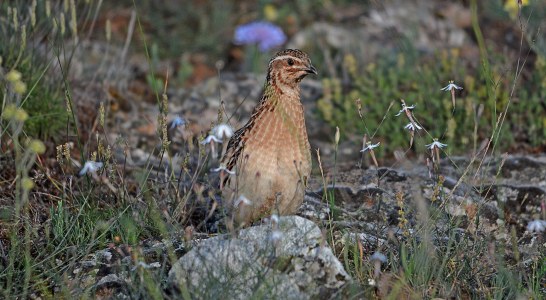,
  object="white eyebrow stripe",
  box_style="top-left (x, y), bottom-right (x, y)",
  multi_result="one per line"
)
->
top-left (269, 55), bottom-right (303, 64)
